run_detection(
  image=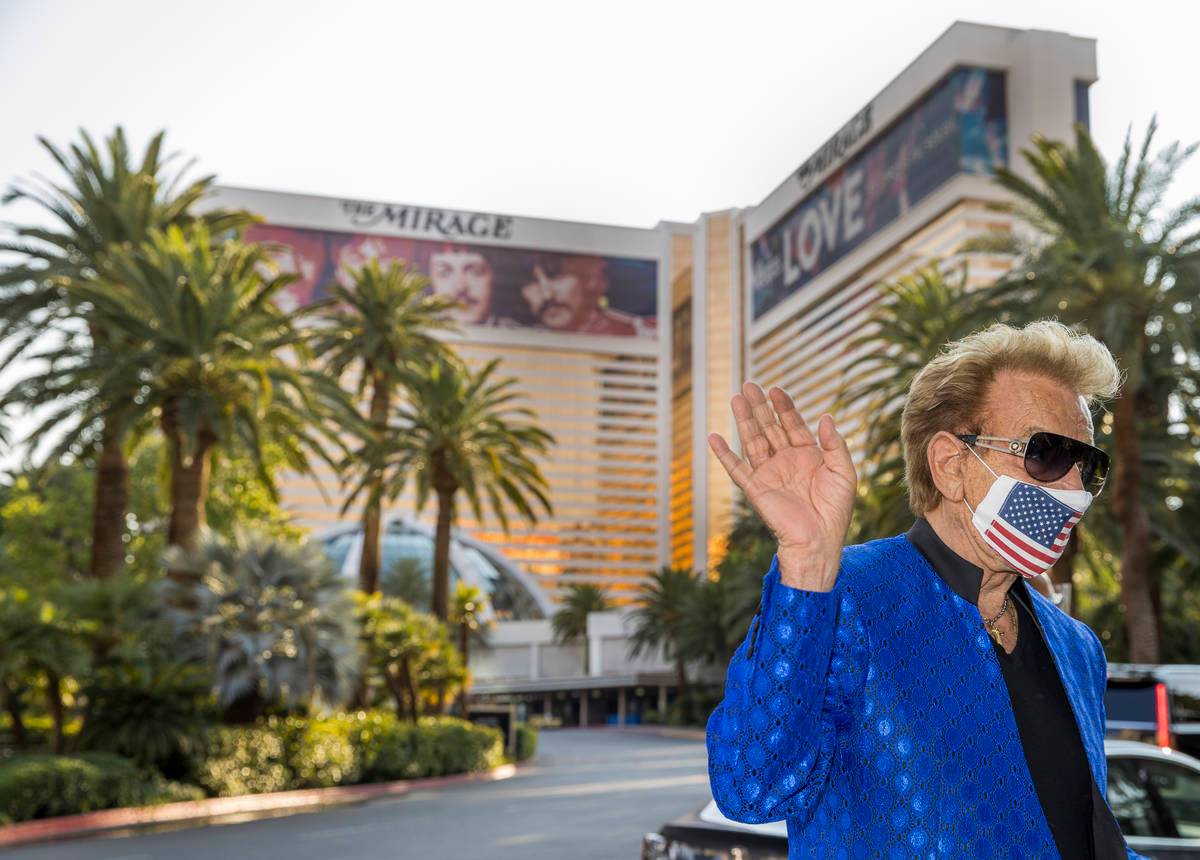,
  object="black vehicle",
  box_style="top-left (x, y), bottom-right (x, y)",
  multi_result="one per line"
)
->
top-left (641, 741), bottom-right (1200, 860)
top-left (1106, 664), bottom-right (1200, 758)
